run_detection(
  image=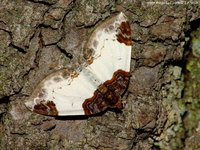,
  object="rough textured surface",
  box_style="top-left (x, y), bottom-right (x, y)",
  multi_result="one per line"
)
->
top-left (0, 0), bottom-right (200, 149)
top-left (182, 25), bottom-right (200, 150)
